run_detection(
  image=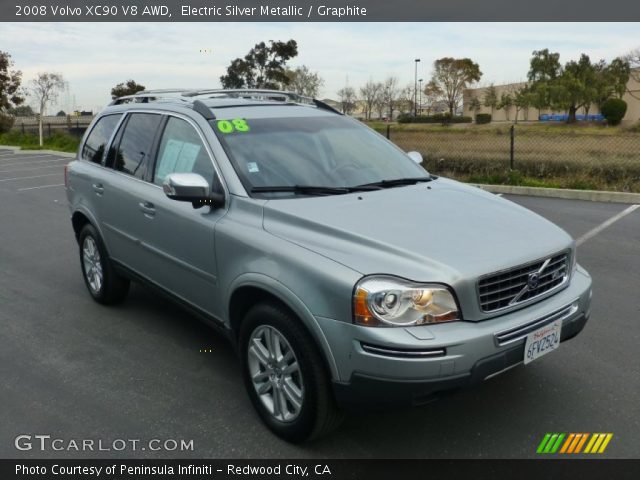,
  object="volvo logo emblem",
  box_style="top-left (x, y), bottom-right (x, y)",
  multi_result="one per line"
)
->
top-left (527, 272), bottom-right (540, 289)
